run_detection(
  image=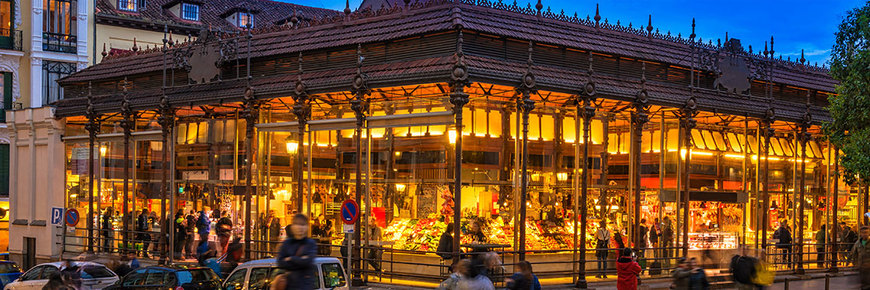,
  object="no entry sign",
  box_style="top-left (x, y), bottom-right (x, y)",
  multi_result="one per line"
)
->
top-left (65, 209), bottom-right (80, 227)
top-left (341, 199), bottom-right (359, 225)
